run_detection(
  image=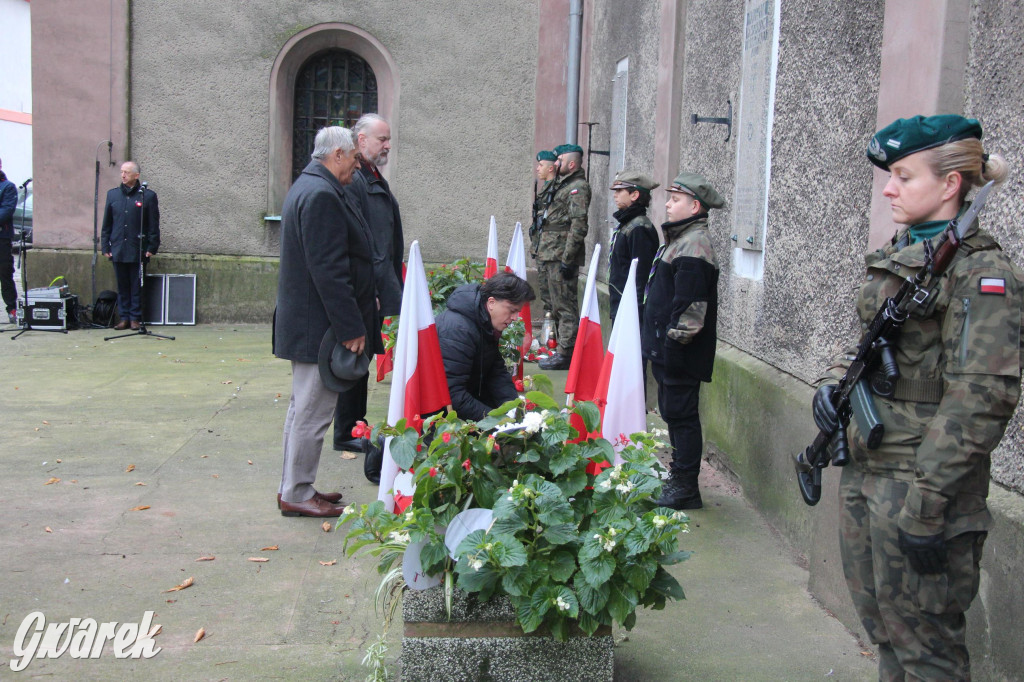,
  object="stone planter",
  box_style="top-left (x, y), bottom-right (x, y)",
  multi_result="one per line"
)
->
top-left (401, 585), bottom-right (613, 682)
